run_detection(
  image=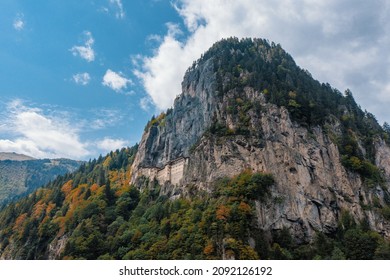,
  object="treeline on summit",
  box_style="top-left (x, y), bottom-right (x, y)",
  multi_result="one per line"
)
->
top-left (197, 38), bottom-right (382, 128)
